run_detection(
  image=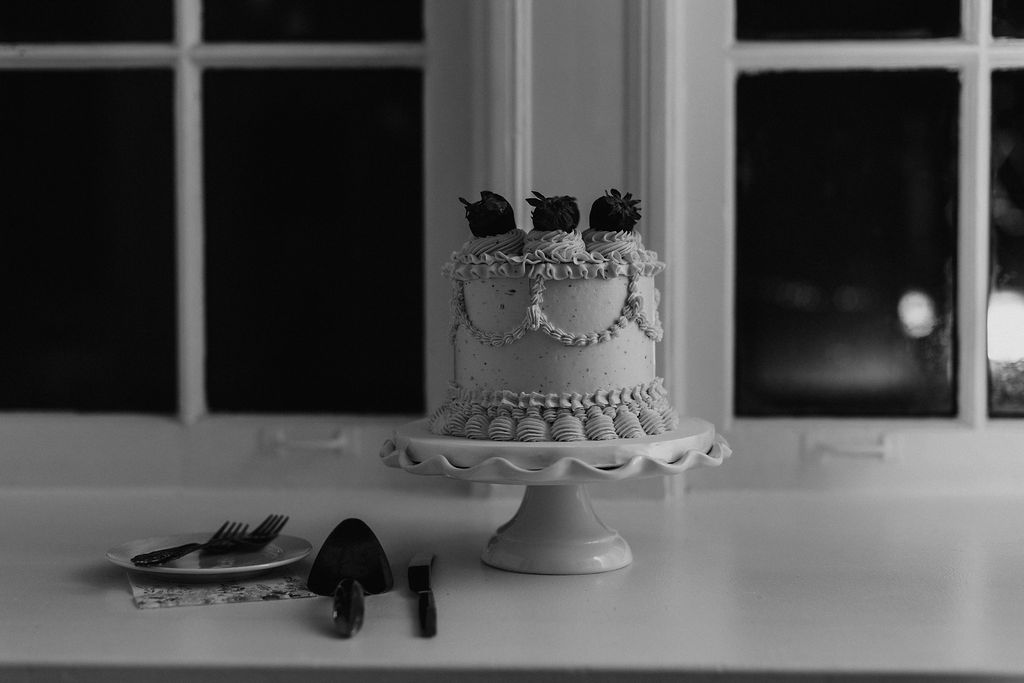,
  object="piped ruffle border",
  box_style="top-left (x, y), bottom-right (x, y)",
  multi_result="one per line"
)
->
top-left (445, 229), bottom-right (665, 281)
top-left (428, 378), bottom-right (680, 442)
